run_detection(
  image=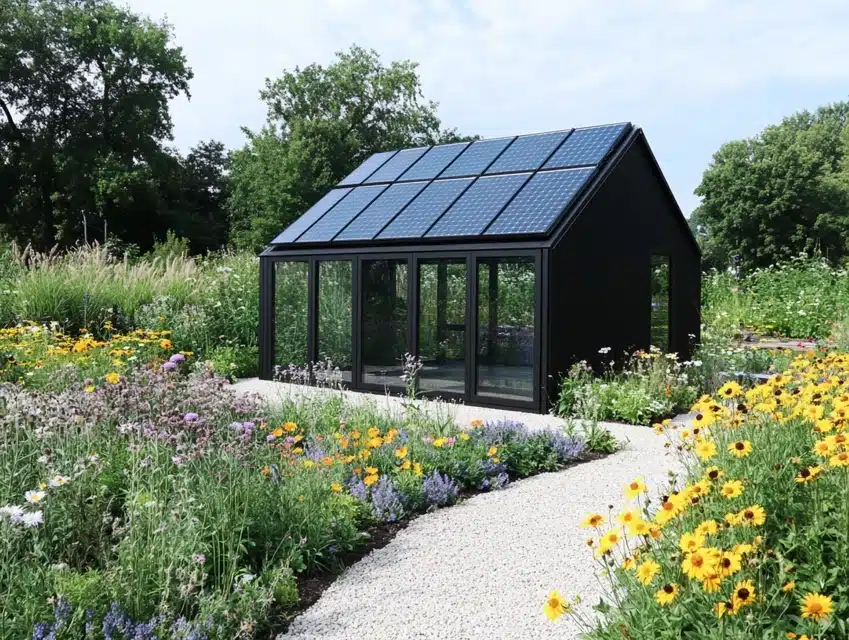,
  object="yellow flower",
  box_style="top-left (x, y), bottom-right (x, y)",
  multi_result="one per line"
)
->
top-left (695, 519), bottom-right (718, 537)
top-left (298, 495), bottom-right (305, 501)
top-left (104, 372), bottom-right (121, 385)
top-left (292, 447), bottom-right (303, 454)
top-left (543, 590), bottom-right (570, 621)
top-left (829, 451), bottom-right (849, 467)
top-left (718, 551), bottom-right (742, 577)
top-left (701, 571), bottom-right (722, 593)
top-left (694, 438), bottom-right (717, 461)
top-left (678, 532), bottom-right (705, 553)
top-left (413, 462), bottom-right (423, 476)
top-left (721, 480), bottom-right (744, 499)
top-left (727, 440), bottom-right (752, 458)
top-left (624, 477), bottom-right (647, 500)
top-left (459, 433), bottom-right (470, 441)
top-left (681, 548), bottom-right (719, 581)
top-left (330, 482), bottom-right (343, 493)
top-left (365, 466), bottom-right (378, 475)
top-left (636, 559), bottom-right (661, 585)
top-left (654, 583), bottom-right (678, 606)
top-left (581, 513), bottom-right (605, 528)
top-left (800, 592), bottom-right (833, 621)
top-left (271, 427), bottom-right (284, 438)
top-left (487, 446), bottom-right (498, 457)
top-left (261, 466), bottom-right (270, 477)
top-left (302, 460), bottom-right (315, 469)
top-left (598, 529), bottom-right (622, 554)
top-left (813, 439), bottom-right (833, 457)
top-left (718, 381), bottom-right (743, 398)
top-left (400, 460), bottom-right (411, 471)
top-left (367, 437), bottom-right (384, 449)
top-left (84, 385), bottom-right (95, 393)
top-left (704, 466), bottom-right (724, 482)
top-left (367, 427), bottom-right (379, 438)
top-left (363, 473), bottom-right (378, 486)
top-left (284, 422), bottom-right (298, 432)
top-left (433, 437), bottom-right (446, 448)
top-left (731, 580), bottom-right (756, 612)
top-left (782, 581), bottom-right (796, 592)
top-left (795, 466), bottom-right (822, 484)
top-left (738, 504), bottom-right (766, 527)
top-left (159, 338), bottom-right (173, 350)
top-left (616, 508), bottom-right (640, 528)
top-left (395, 446), bottom-right (409, 459)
